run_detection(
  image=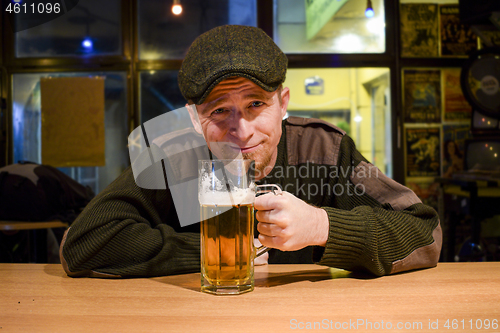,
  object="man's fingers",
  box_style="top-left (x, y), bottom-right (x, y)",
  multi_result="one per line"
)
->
top-left (256, 210), bottom-right (289, 229)
top-left (258, 233), bottom-right (285, 250)
top-left (258, 233), bottom-right (276, 248)
top-left (257, 221), bottom-right (282, 236)
top-left (254, 192), bottom-right (281, 210)
top-left (255, 210), bottom-right (272, 223)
